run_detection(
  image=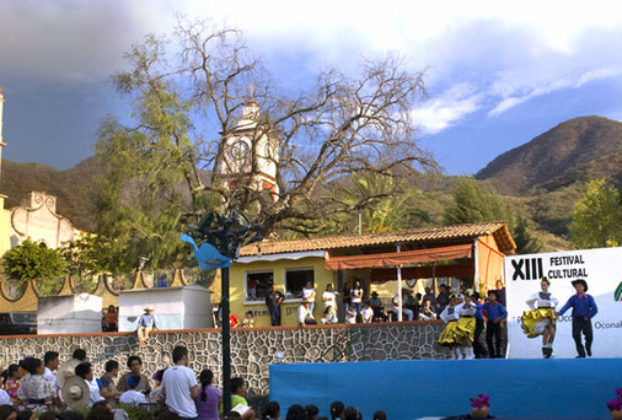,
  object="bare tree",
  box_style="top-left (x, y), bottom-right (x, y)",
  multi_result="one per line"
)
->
top-left (96, 18), bottom-right (434, 268)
